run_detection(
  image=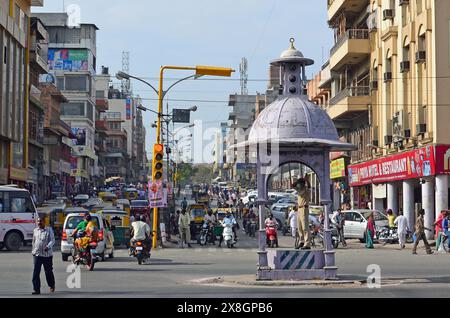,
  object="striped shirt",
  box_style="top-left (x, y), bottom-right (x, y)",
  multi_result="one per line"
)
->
top-left (32, 227), bottom-right (55, 257)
